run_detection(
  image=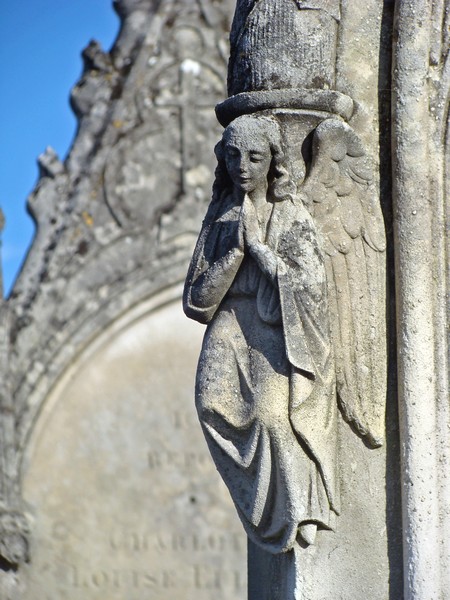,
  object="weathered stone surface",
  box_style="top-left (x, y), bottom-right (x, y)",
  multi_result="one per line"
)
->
top-left (184, 2), bottom-right (397, 599)
top-left (0, 1), bottom-right (242, 599)
top-left (0, 1), bottom-right (448, 599)
top-left (5, 0), bottom-right (233, 495)
top-left (20, 297), bottom-right (245, 600)
top-left (392, 1), bottom-right (450, 597)
top-left (184, 106), bottom-right (398, 599)
top-left (228, 0), bottom-right (340, 95)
